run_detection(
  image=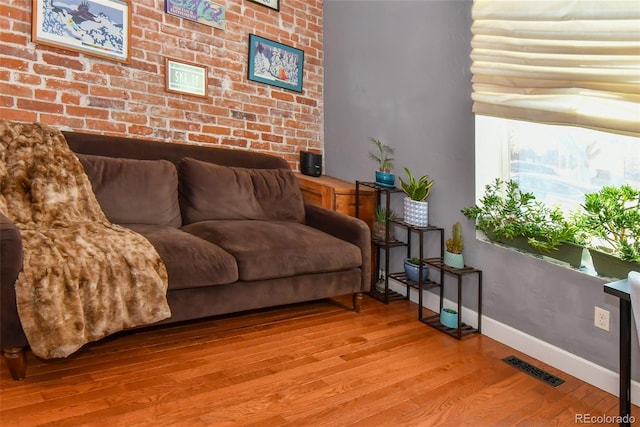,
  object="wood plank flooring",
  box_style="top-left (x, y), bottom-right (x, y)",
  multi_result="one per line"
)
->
top-left (0, 295), bottom-right (636, 426)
